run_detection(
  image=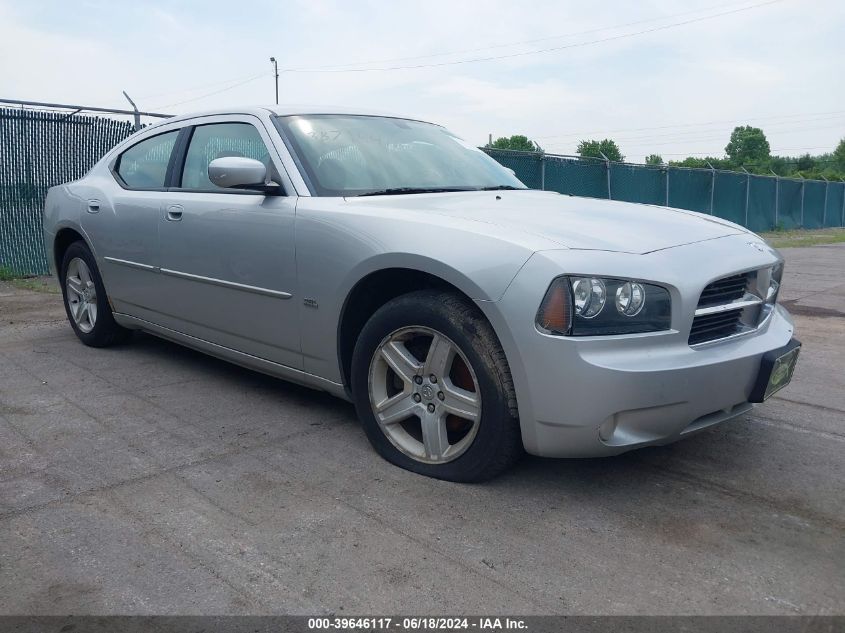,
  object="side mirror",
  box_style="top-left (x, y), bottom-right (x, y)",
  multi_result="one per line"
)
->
top-left (208, 157), bottom-right (271, 191)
